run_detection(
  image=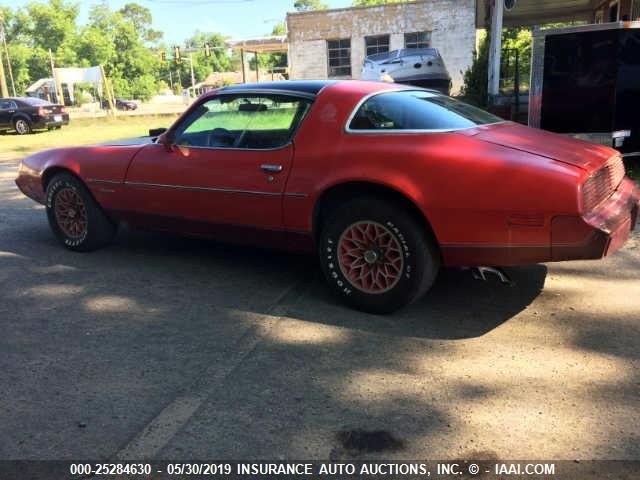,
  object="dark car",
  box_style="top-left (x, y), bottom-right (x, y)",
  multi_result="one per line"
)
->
top-left (101, 98), bottom-right (138, 111)
top-left (0, 97), bottom-right (69, 135)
